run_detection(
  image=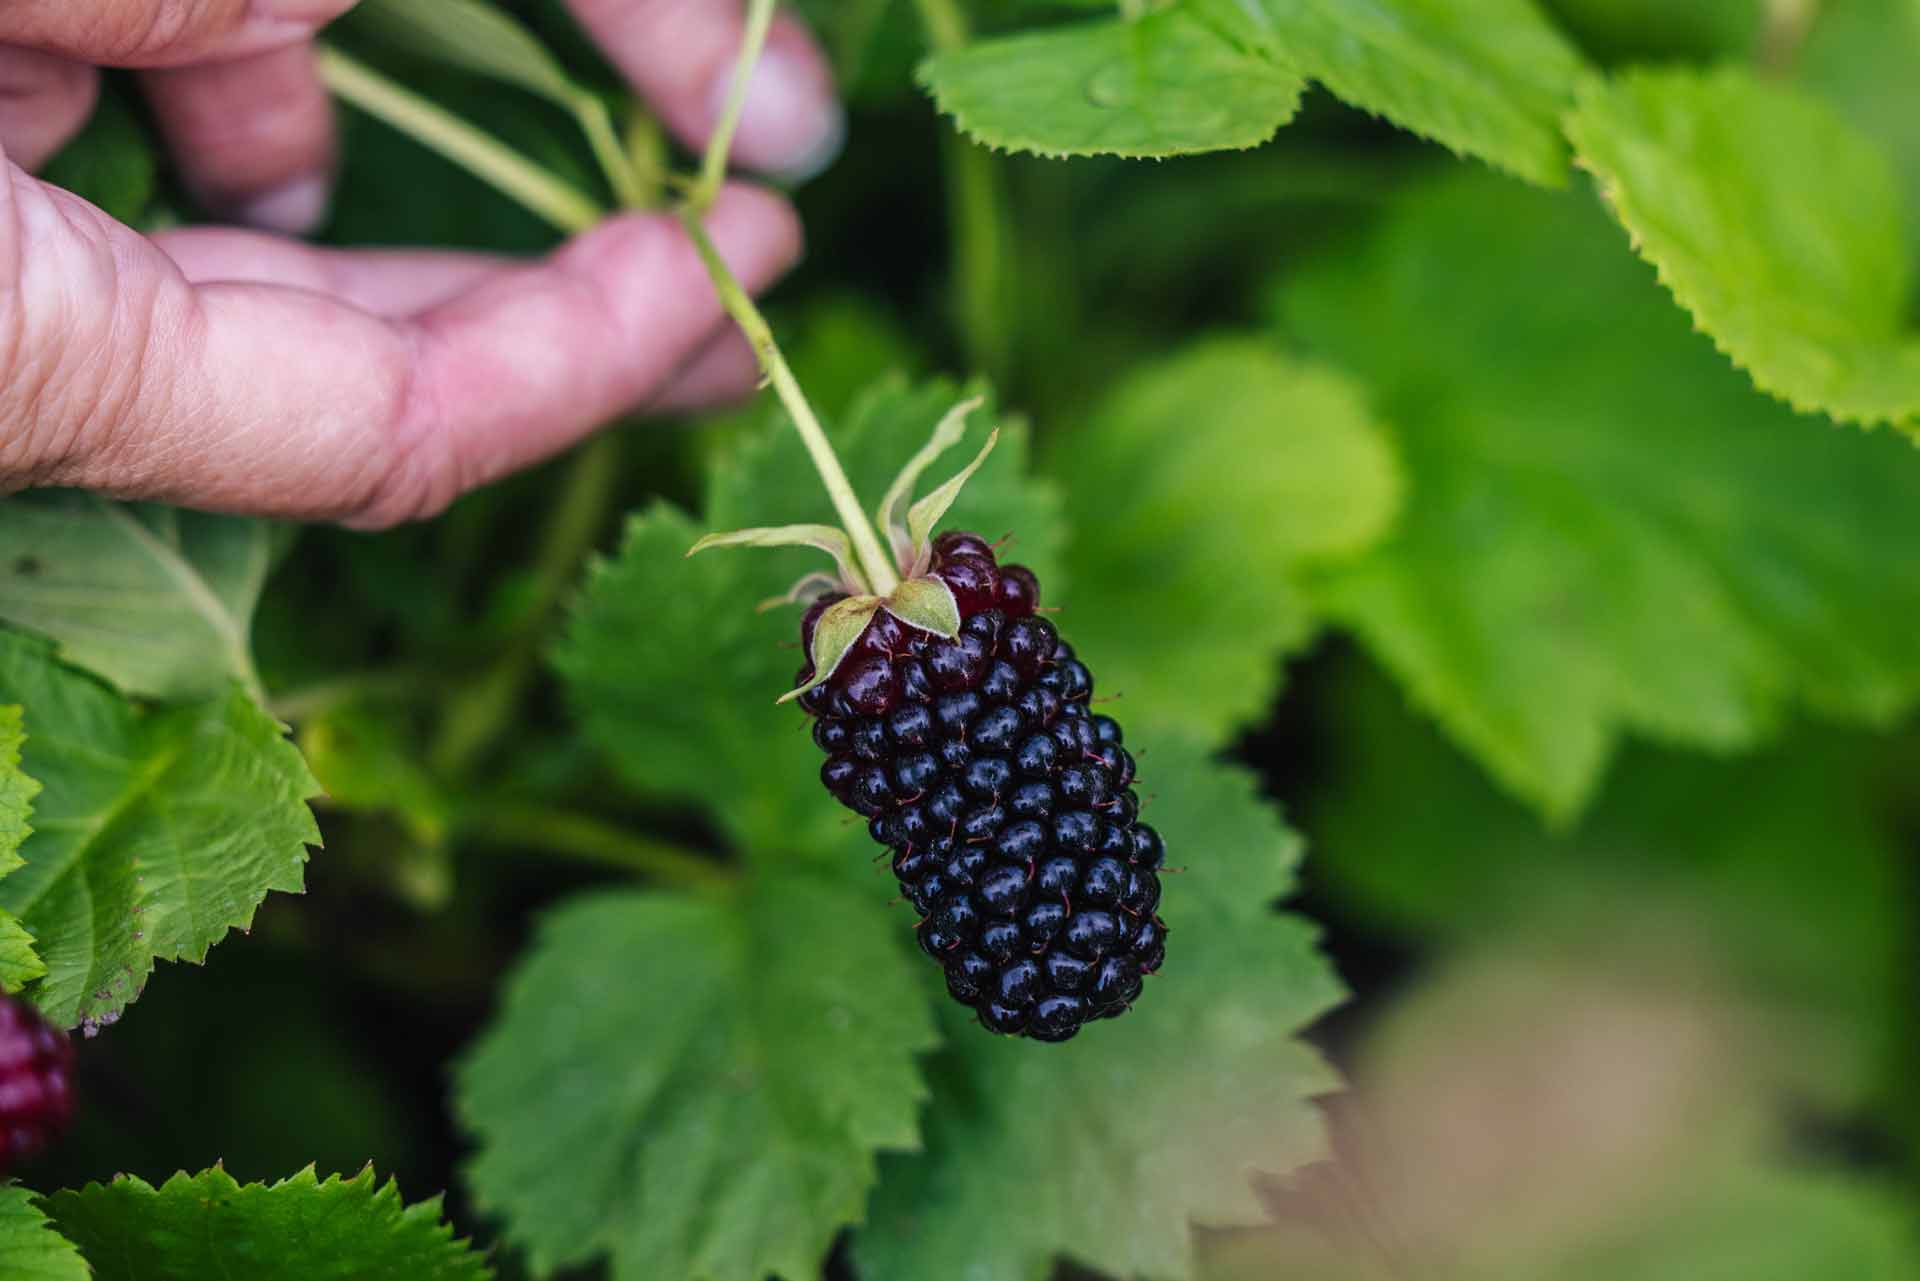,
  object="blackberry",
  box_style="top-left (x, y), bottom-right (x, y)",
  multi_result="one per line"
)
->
top-left (0, 994), bottom-right (74, 1174)
top-left (800, 532), bottom-right (1167, 1041)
